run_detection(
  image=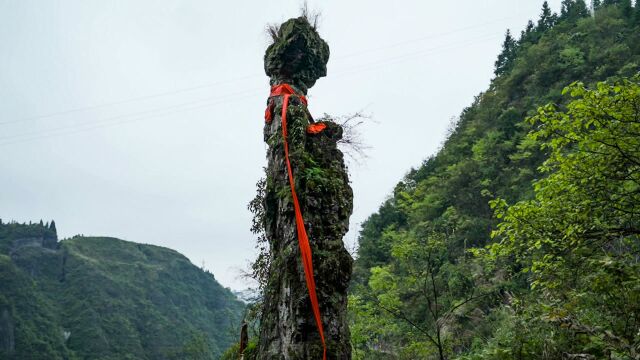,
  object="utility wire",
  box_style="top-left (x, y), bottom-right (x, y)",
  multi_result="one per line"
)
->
top-left (0, 32), bottom-right (503, 146)
top-left (0, 73), bottom-right (262, 126)
top-left (334, 15), bottom-right (518, 60)
top-left (0, 92), bottom-right (263, 146)
top-left (0, 88), bottom-right (263, 143)
top-left (332, 33), bottom-right (501, 77)
top-left (0, 15), bottom-right (516, 127)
